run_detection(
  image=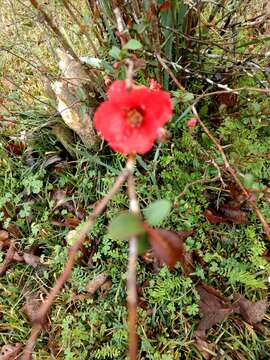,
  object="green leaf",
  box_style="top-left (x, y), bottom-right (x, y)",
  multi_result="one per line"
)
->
top-left (182, 92), bottom-right (194, 103)
top-left (123, 39), bottom-right (142, 50)
top-left (80, 56), bottom-right (102, 68)
top-left (137, 233), bottom-right (150, 255)
top-left (109, 46), bottom-right (121, 59)
top-left (143, 200), bottom-right (171, 226)
top-left (108, 212), bottom-right (144, 241)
